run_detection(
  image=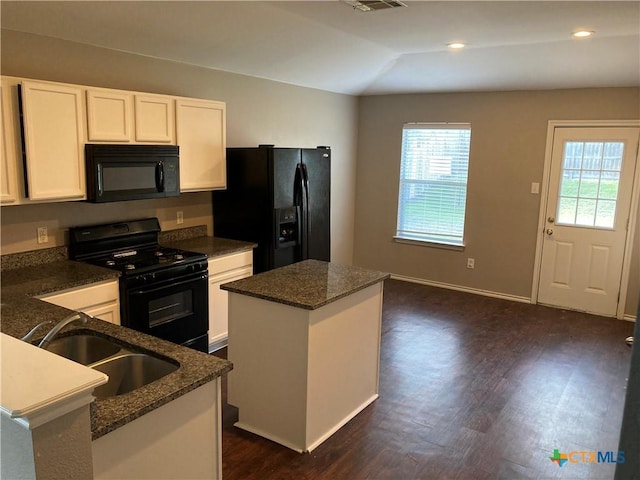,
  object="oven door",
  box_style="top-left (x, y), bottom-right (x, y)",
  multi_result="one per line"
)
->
top-left (124, 271), bottom-right (208, 350)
